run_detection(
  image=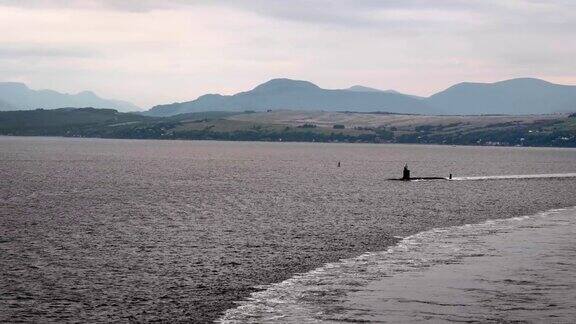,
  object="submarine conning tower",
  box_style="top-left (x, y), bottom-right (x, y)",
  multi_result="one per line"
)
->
top-left (403, 164), bottom-right (411, 180)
